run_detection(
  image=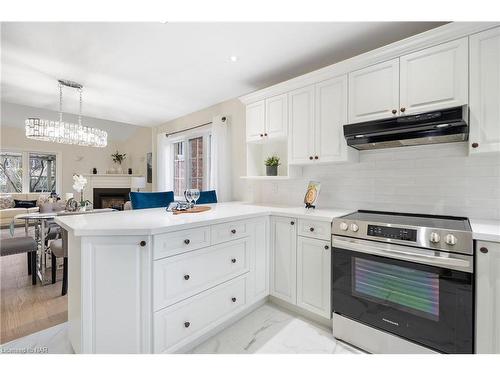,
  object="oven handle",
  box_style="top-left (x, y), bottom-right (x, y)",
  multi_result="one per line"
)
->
top-left (332, 236), bottom-right (473, 273)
